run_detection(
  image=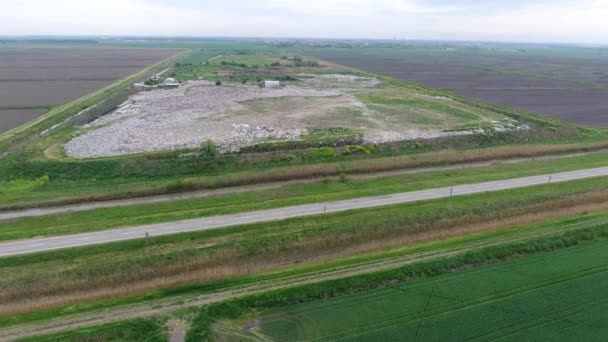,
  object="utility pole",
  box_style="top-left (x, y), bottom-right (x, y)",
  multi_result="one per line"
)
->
top-left (548, 175), bottom-right (552, 184)
top-left (449, 187), bottom-right (454, 211)
top-left (145, 231), bottom-right (158, 256)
